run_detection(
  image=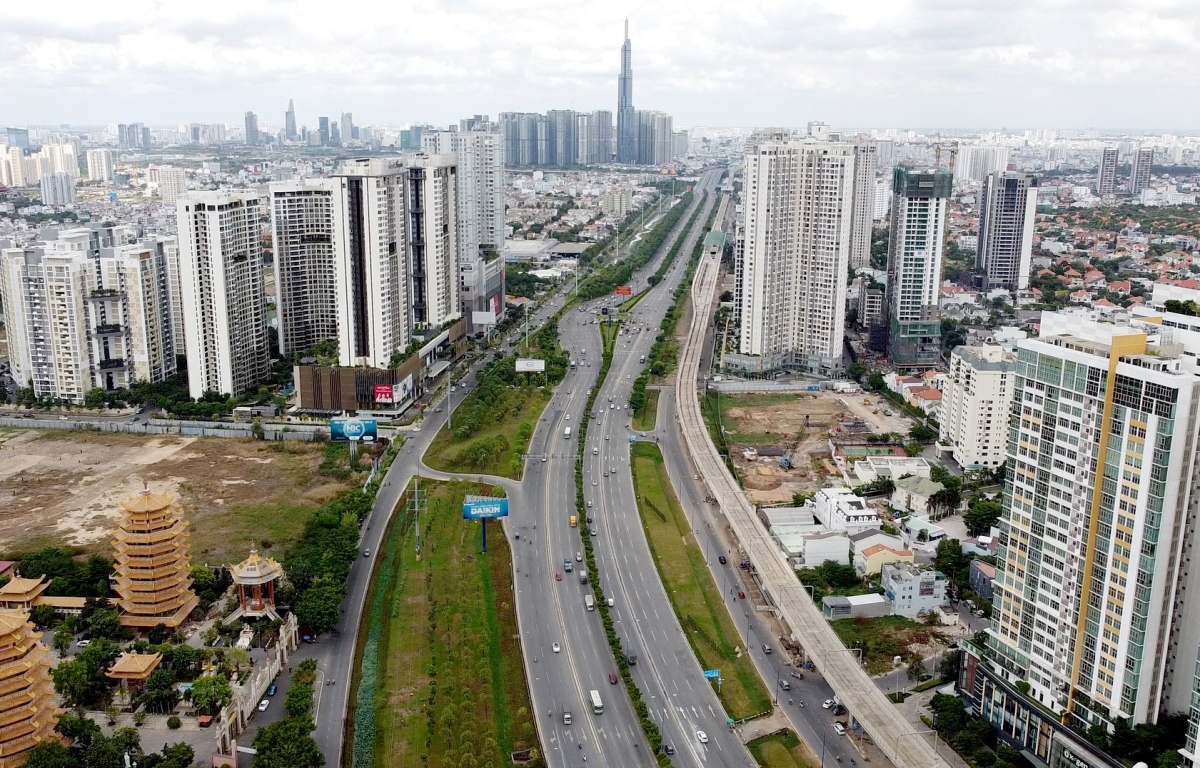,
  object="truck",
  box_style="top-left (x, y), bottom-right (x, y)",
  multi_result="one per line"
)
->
top-left (564, 426), bottom-right (572, 439)
top-left (579, 568), bottom-right (588, 584)
top-left (584, 595), bottom-right (594, 611)
top-left (589, 689), bottom-right (603, 714)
